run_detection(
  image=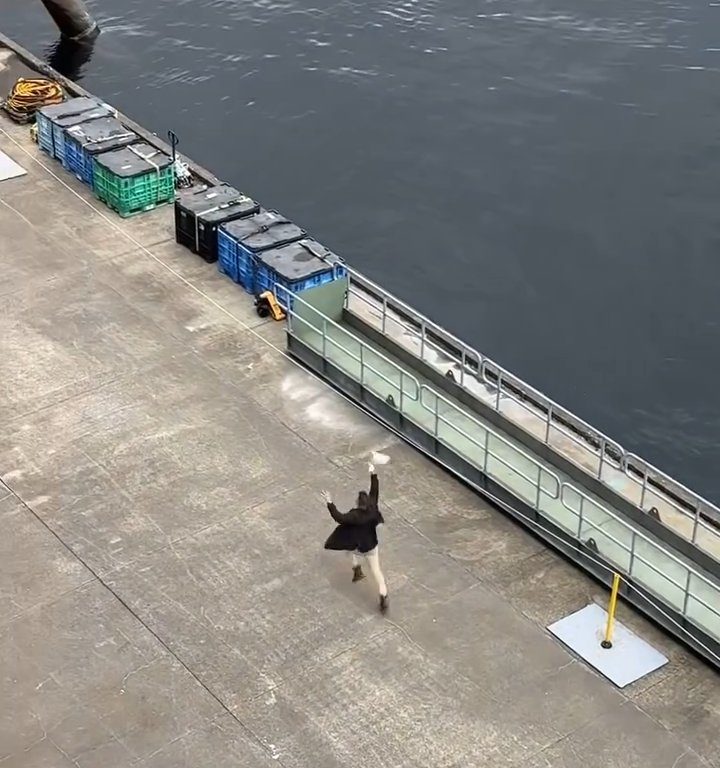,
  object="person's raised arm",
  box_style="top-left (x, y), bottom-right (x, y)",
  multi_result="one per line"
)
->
top-left (368, 462), bottom-right (379, 505)
top-left (321, 491), bottom-right (363, 525)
